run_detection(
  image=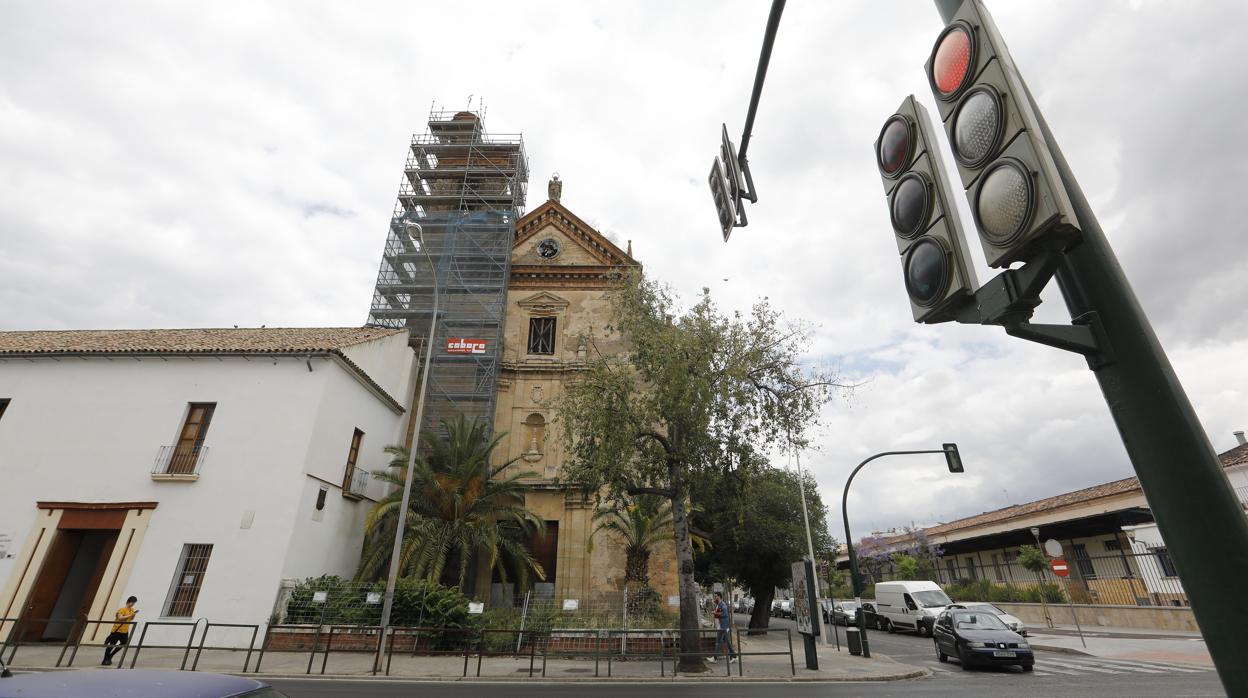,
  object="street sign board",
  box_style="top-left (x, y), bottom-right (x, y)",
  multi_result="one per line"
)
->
top-left (791, 559), bottom-right (820, 637)
top-left (1050, 558), bottom-right (1070, 578)
top-left (1044, 539), bottom-right (1063, 557)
